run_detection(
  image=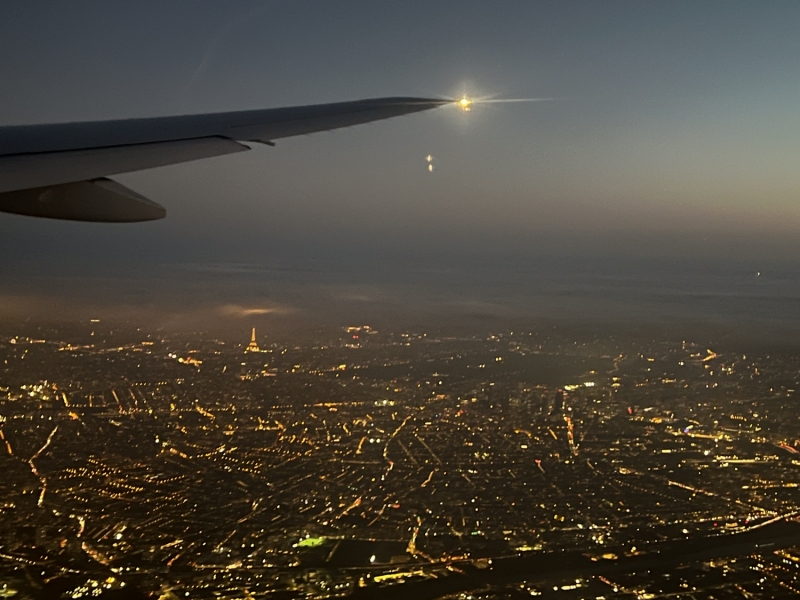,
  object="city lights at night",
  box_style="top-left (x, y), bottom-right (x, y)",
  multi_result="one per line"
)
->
top-left (4, 2), bottom-right (800, 598)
